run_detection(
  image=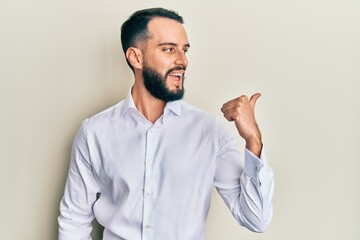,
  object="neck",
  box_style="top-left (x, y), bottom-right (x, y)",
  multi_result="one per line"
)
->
top-left (131, 80), bottom-right (166, 124)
